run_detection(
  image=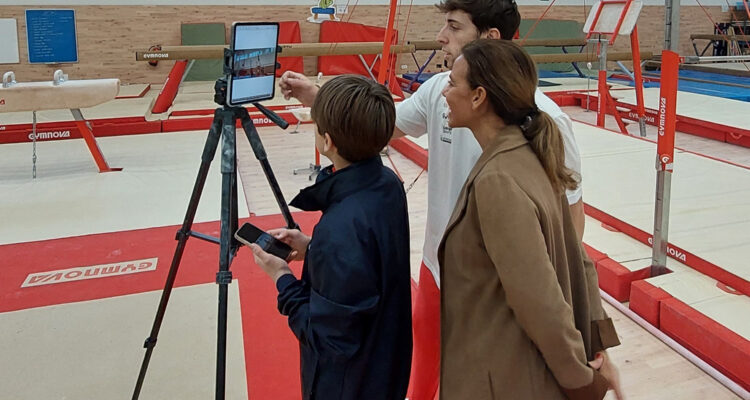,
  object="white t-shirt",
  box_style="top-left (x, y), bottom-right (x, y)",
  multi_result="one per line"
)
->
top-left (396, 71), bottom-right (582, 287)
